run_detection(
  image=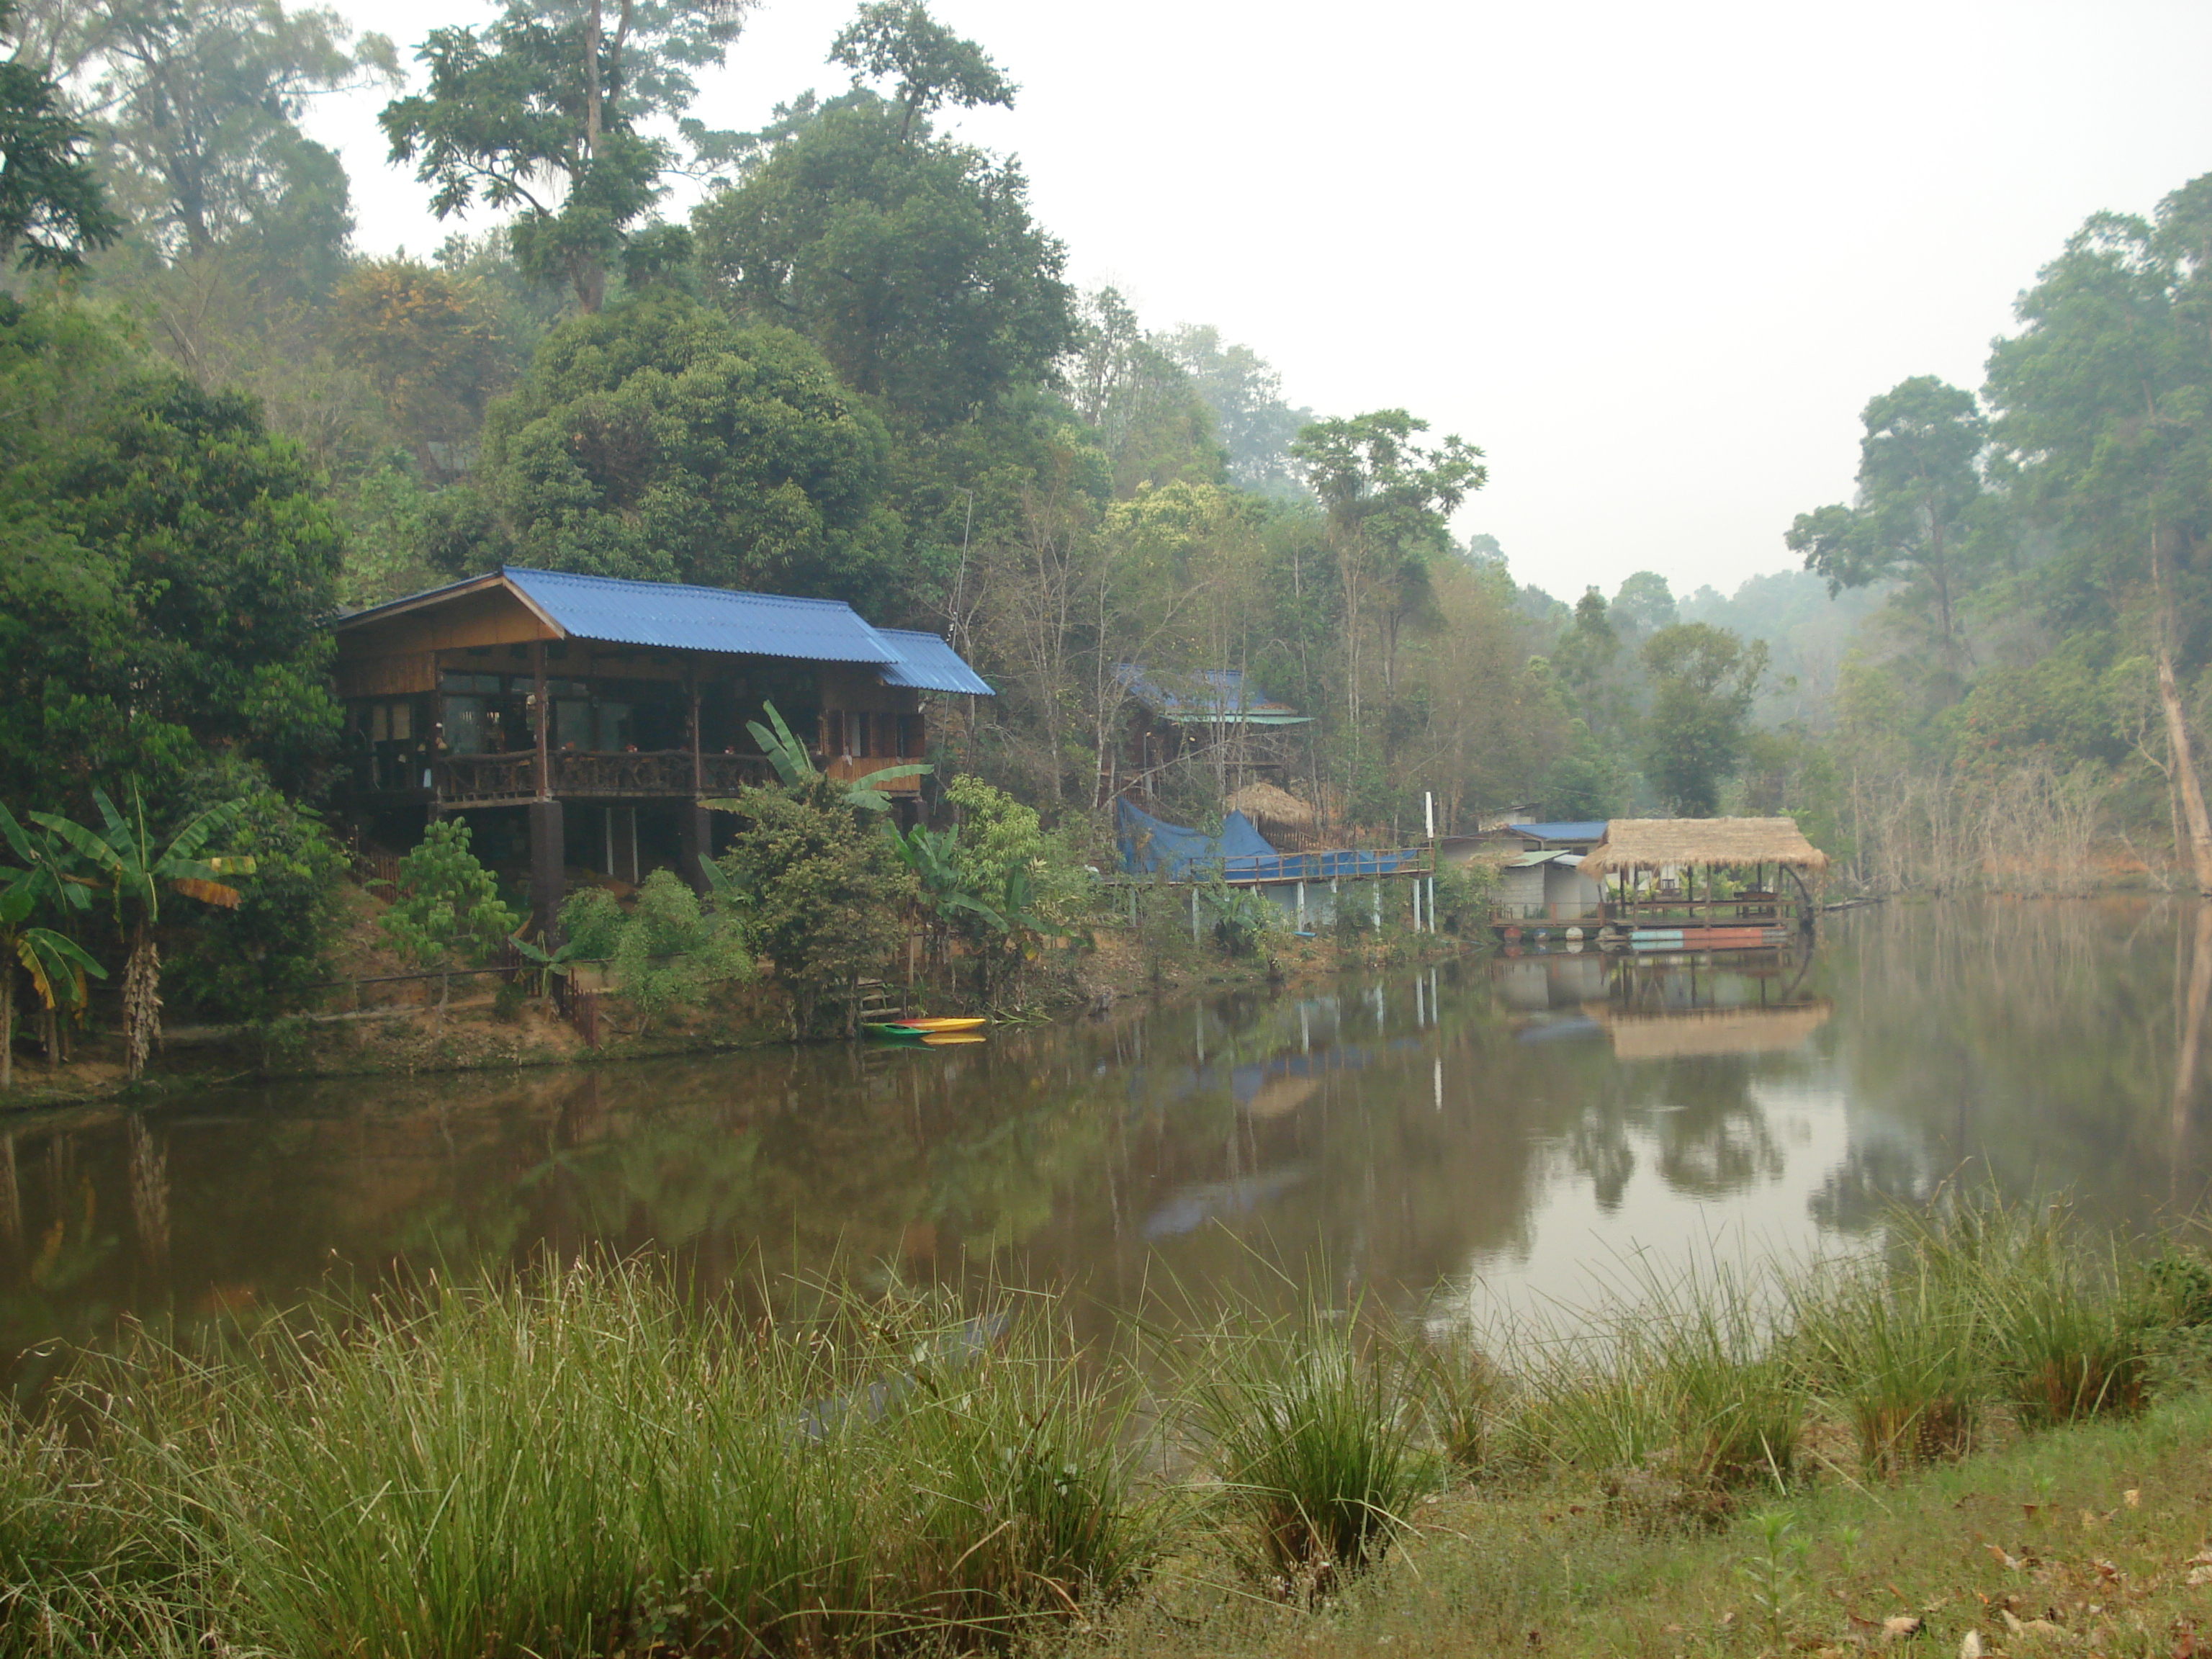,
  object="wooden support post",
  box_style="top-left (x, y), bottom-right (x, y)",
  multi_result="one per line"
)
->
top-left (680, 803), bottom-right (712, 896)
top-left (688, 675), bottom-right (703, 796)
top-left (529, 799), bottom-right (565, 943)
top-left (531, 639), bottom-right (549, 801)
